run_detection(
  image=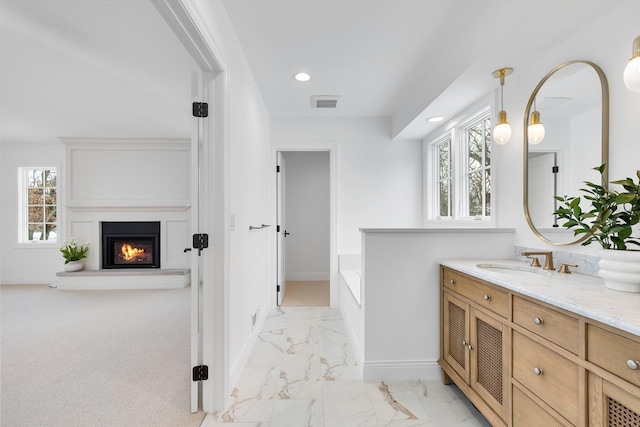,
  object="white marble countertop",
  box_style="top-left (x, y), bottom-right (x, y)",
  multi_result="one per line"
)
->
top-left (441, 259), bottom-right (640, 337)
